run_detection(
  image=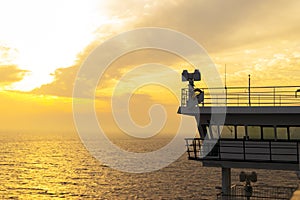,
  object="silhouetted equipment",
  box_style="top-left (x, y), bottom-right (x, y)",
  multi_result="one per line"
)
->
top-left (239, 171), bottom-right (257, 199)
top-left (194, 88), bottom-right (204, 104)
top-left (182, 69), bottom-right (201, 83)
top-left (239, 171), bottom-right (257, 183)
top-left (180, 69), bottom-right (203, 109)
